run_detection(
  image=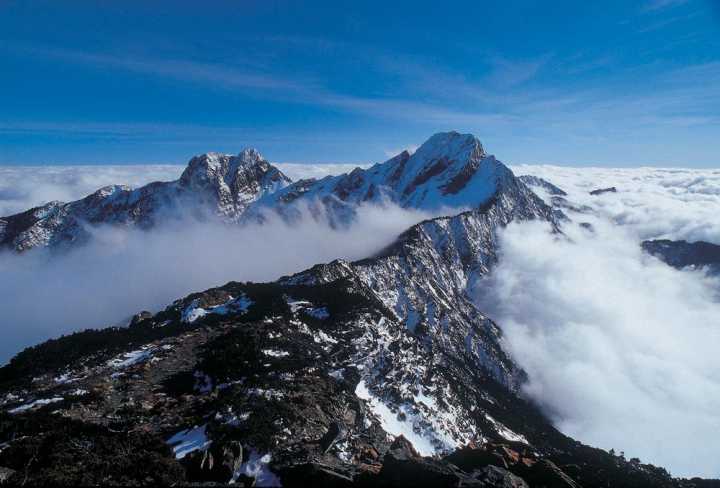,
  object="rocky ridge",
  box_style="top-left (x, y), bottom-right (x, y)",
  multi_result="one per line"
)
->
top-left (249, 132), bottom-right (515, 225)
